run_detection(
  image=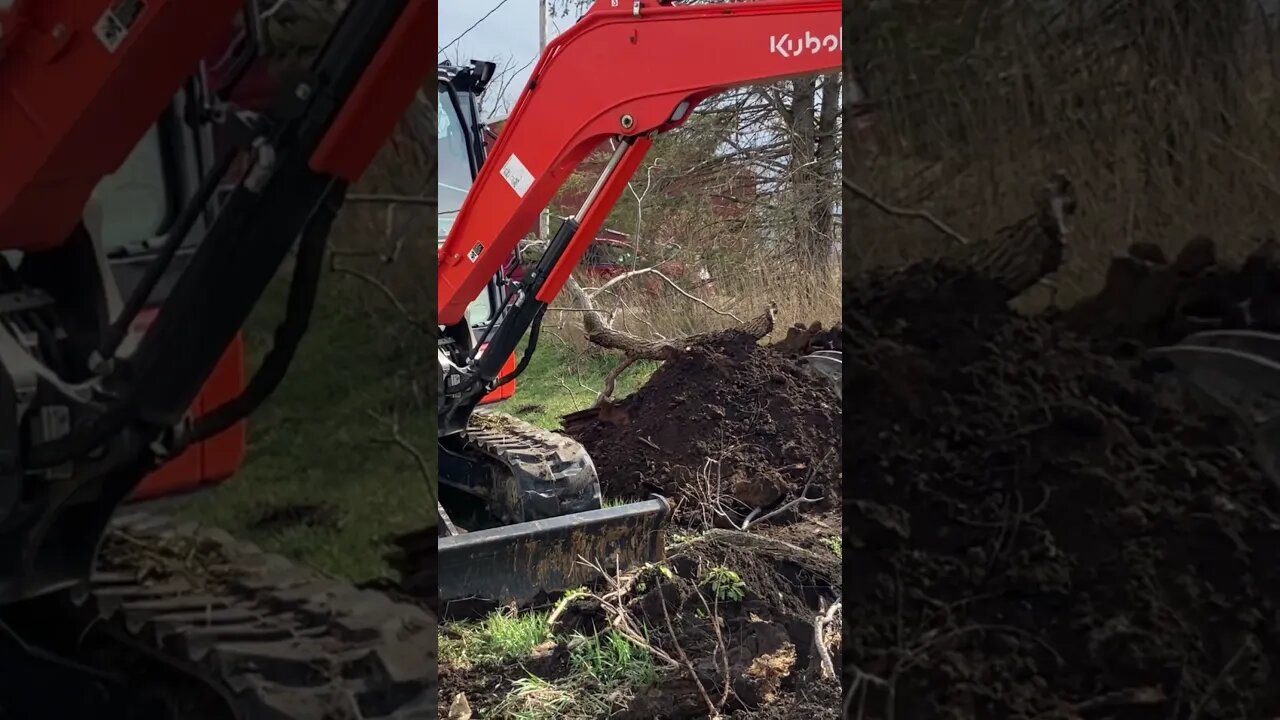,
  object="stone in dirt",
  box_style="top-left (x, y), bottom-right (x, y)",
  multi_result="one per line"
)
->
top-left (844, 247), bottom-right (1280, 720)
top-left (562, 333), bottom-right (842, 526)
